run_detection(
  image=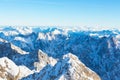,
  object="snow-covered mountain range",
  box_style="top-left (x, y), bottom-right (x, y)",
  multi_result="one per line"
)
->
top-left (0, 26), bottom-right (120, 80)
